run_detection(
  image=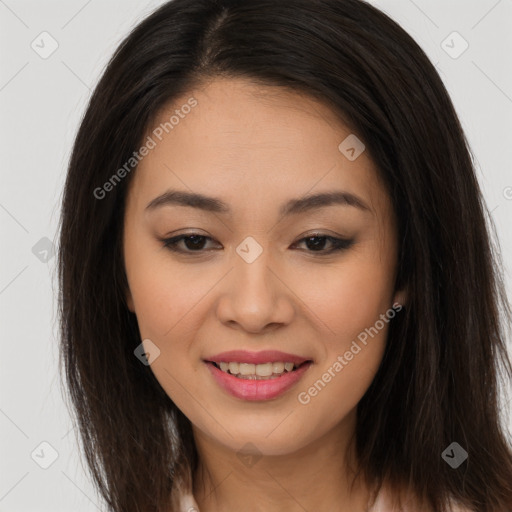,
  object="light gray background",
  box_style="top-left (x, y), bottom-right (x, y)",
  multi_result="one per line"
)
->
top-left (1, 0), bottom-right (511, 510)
